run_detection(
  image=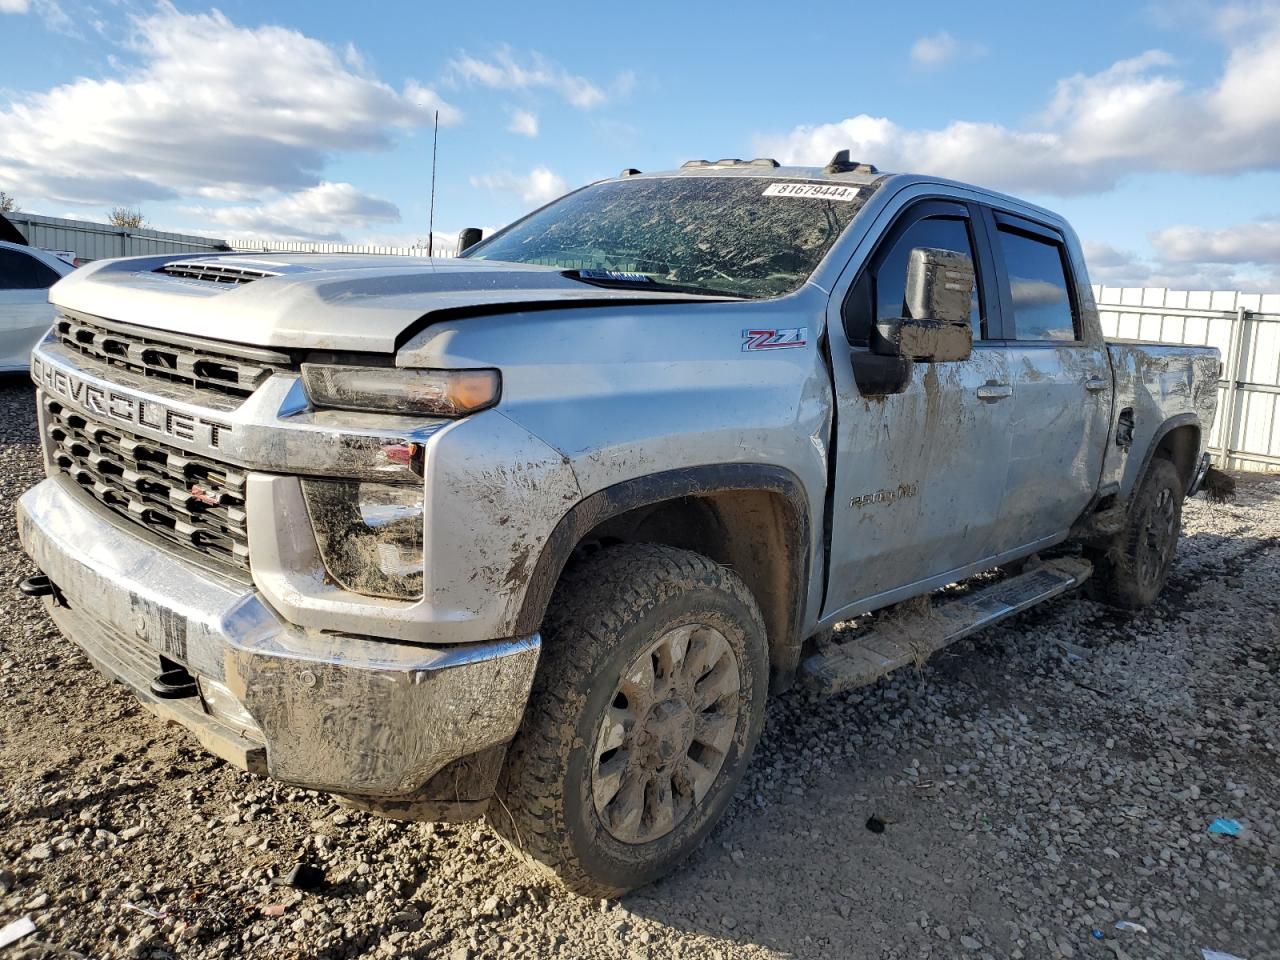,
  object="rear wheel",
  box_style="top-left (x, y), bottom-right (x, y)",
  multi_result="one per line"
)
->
top-left (1090, 457), bottom-right (1184, 609)
top-left (488, 543), bottom-right (768, 897)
